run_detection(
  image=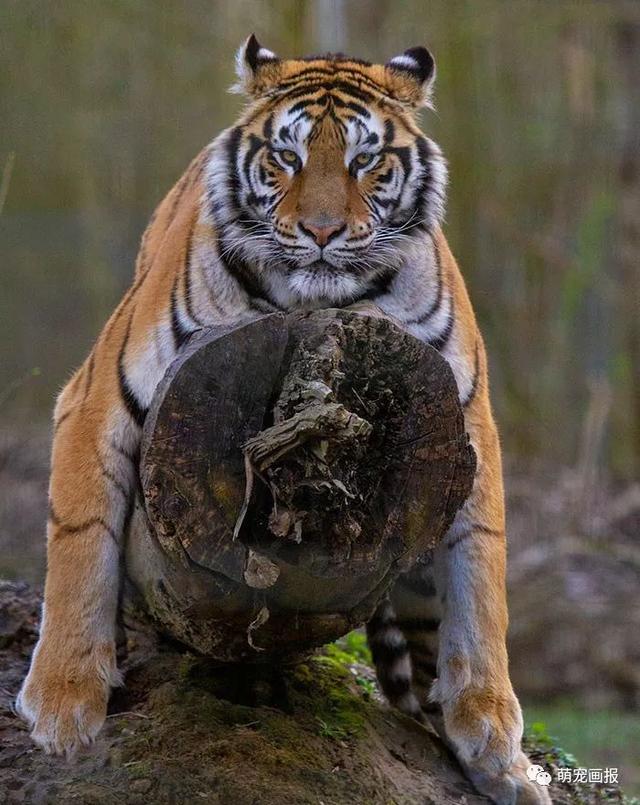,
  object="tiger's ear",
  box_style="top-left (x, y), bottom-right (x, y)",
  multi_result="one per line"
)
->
top-left (231, 34), bottom-right (282, 97)
top-left (385, 46), bottom-right (436, 108)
